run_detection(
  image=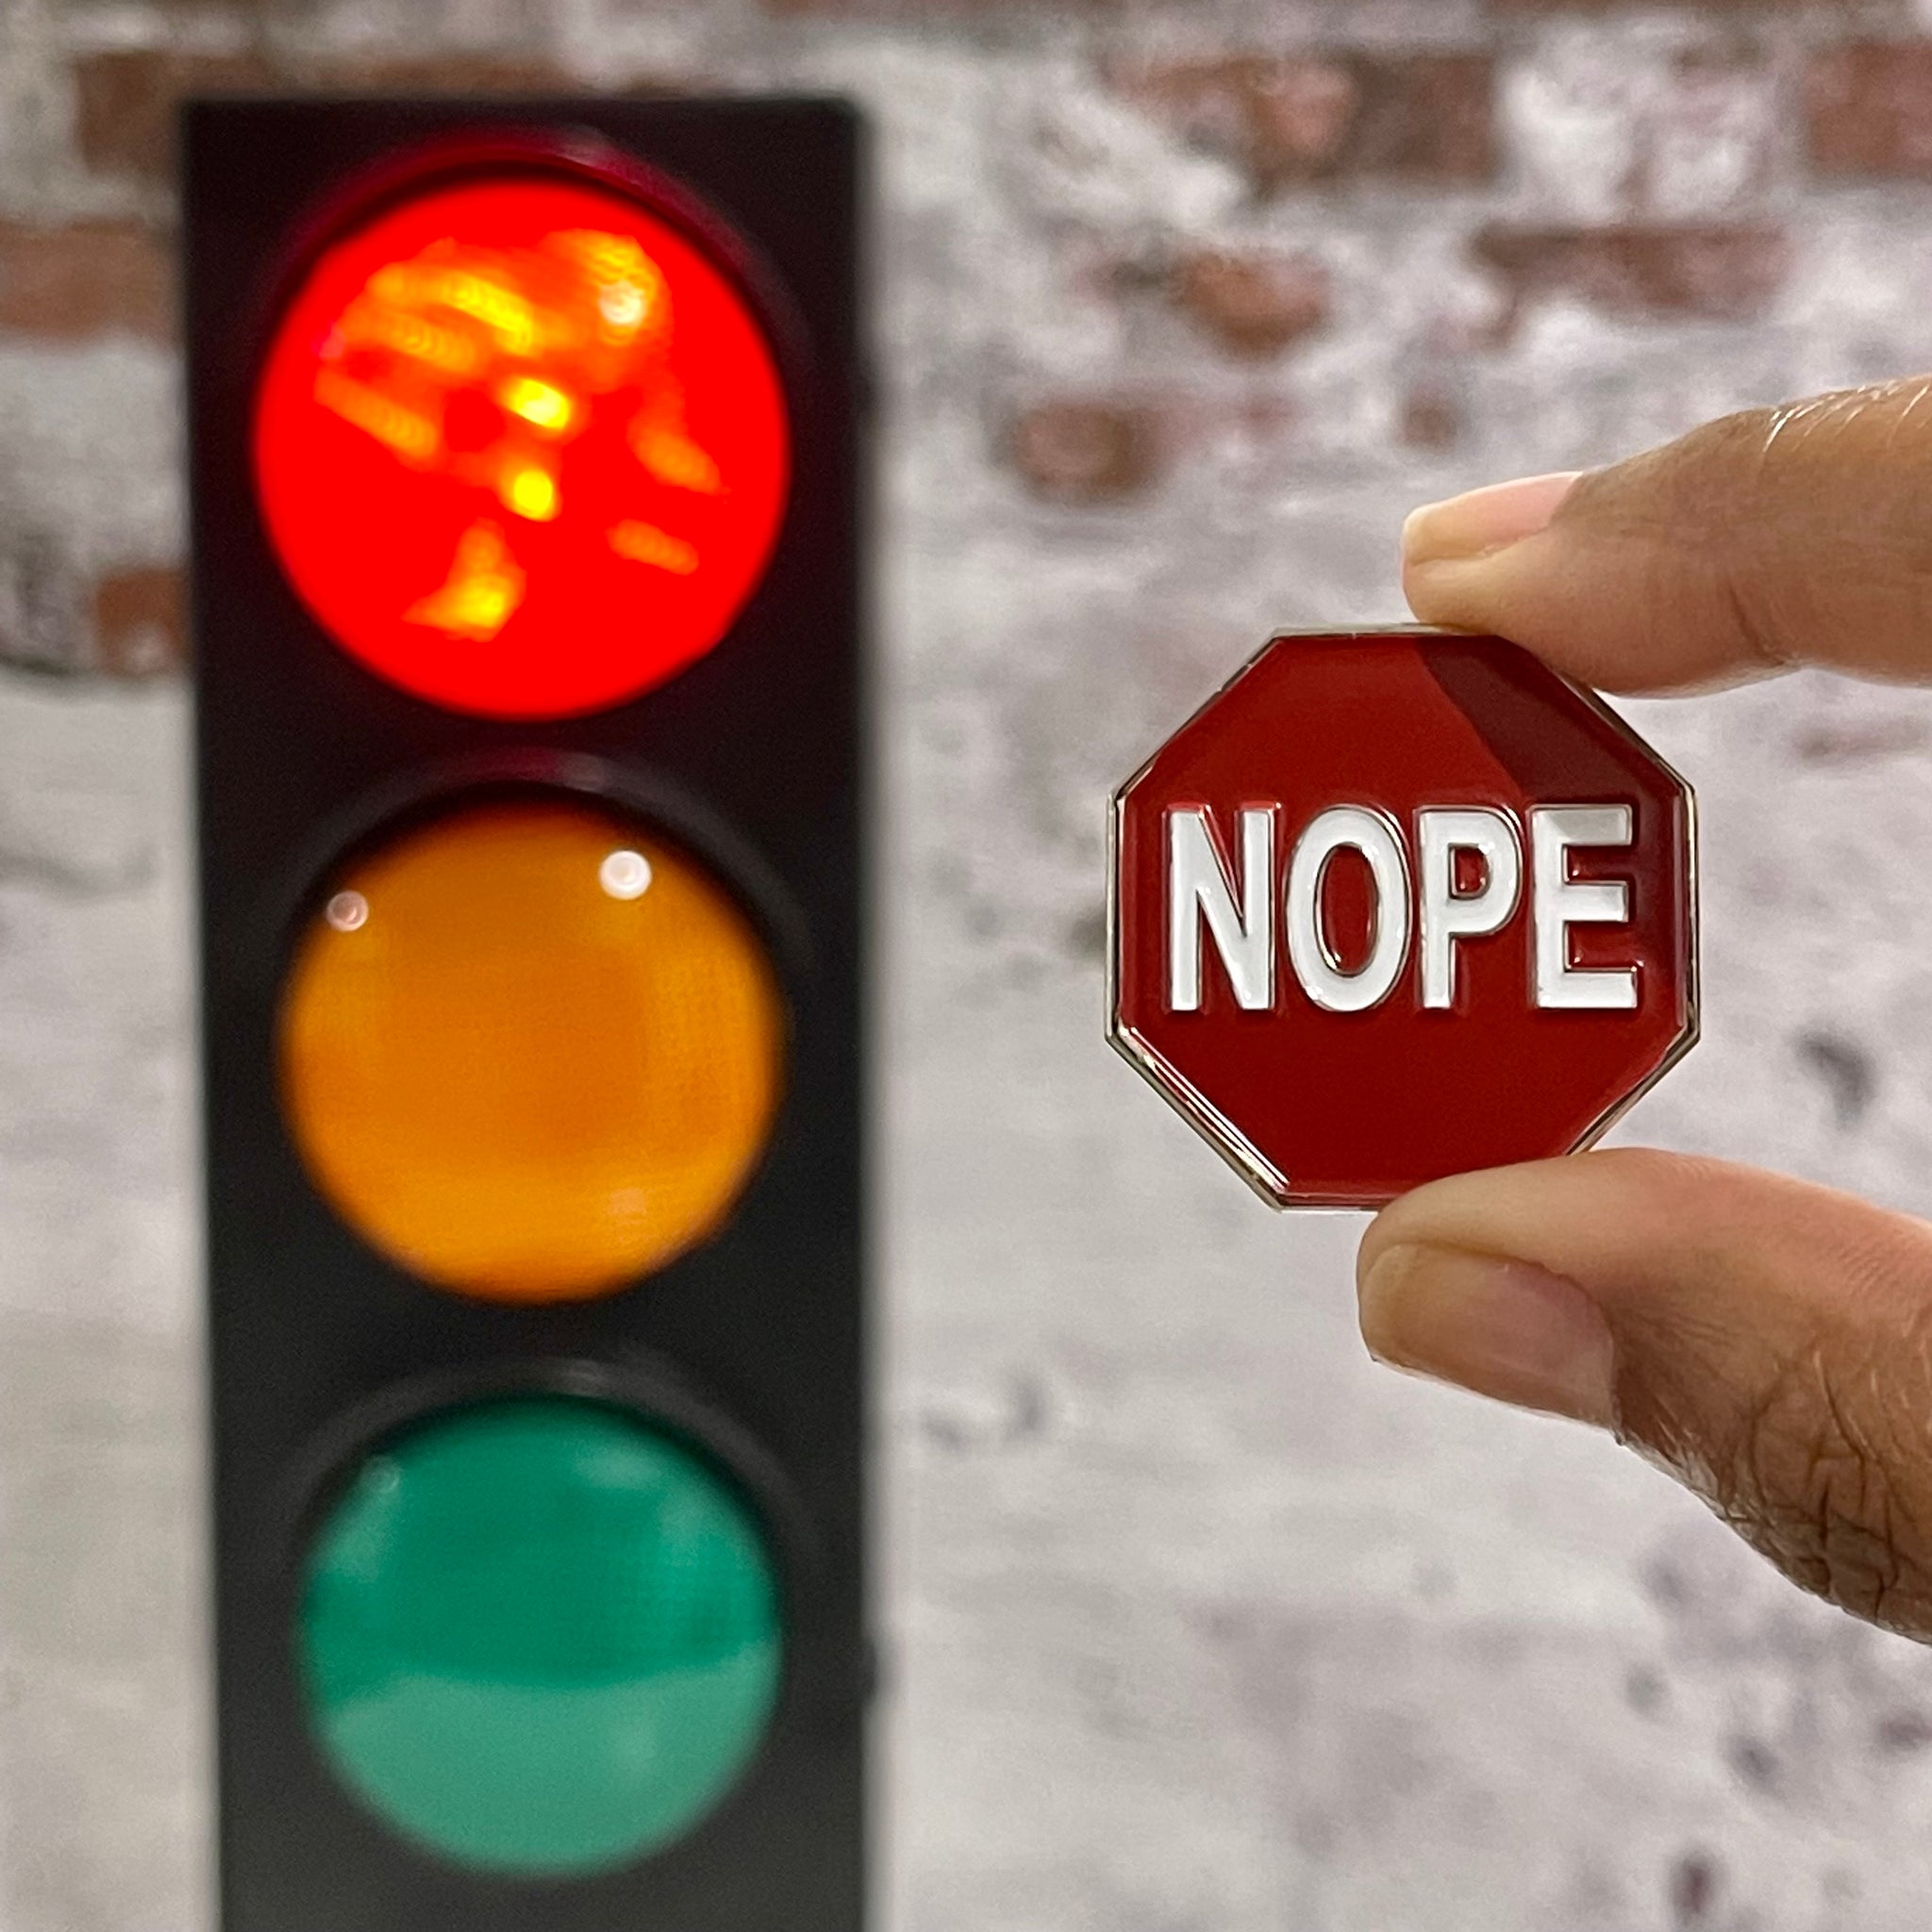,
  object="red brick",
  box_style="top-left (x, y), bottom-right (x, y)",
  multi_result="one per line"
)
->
top-left (92, 566), bottom-right (185, 676)
top-left (1807, 42), bottom-right (1932, 178)
top-left (0, 221), bottom-right (172, 340)
top-left (1241, 61), bottom-right (1362, 182)
top-left (1492, 0), bottom-right (1857, 9)
top-left (1010, 401), bottom-right (1162, 504)
top-left (1113, 52), bottom-right (1495, 191)
top-left (305, 53), bottom-right (576, 94)
top-left (1472, 224), bottom-right (1790, 323)
top-left (764, 0), bottom-right (1118, 9)
top-left (1400, 388), bottom-right (1462, 451)
top-left (73, 48), bottom-right (578, 183)
top-left (73, 49), bottom-right (277, 182)
top-left (1171, 250), bottom-right (1329, 358)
